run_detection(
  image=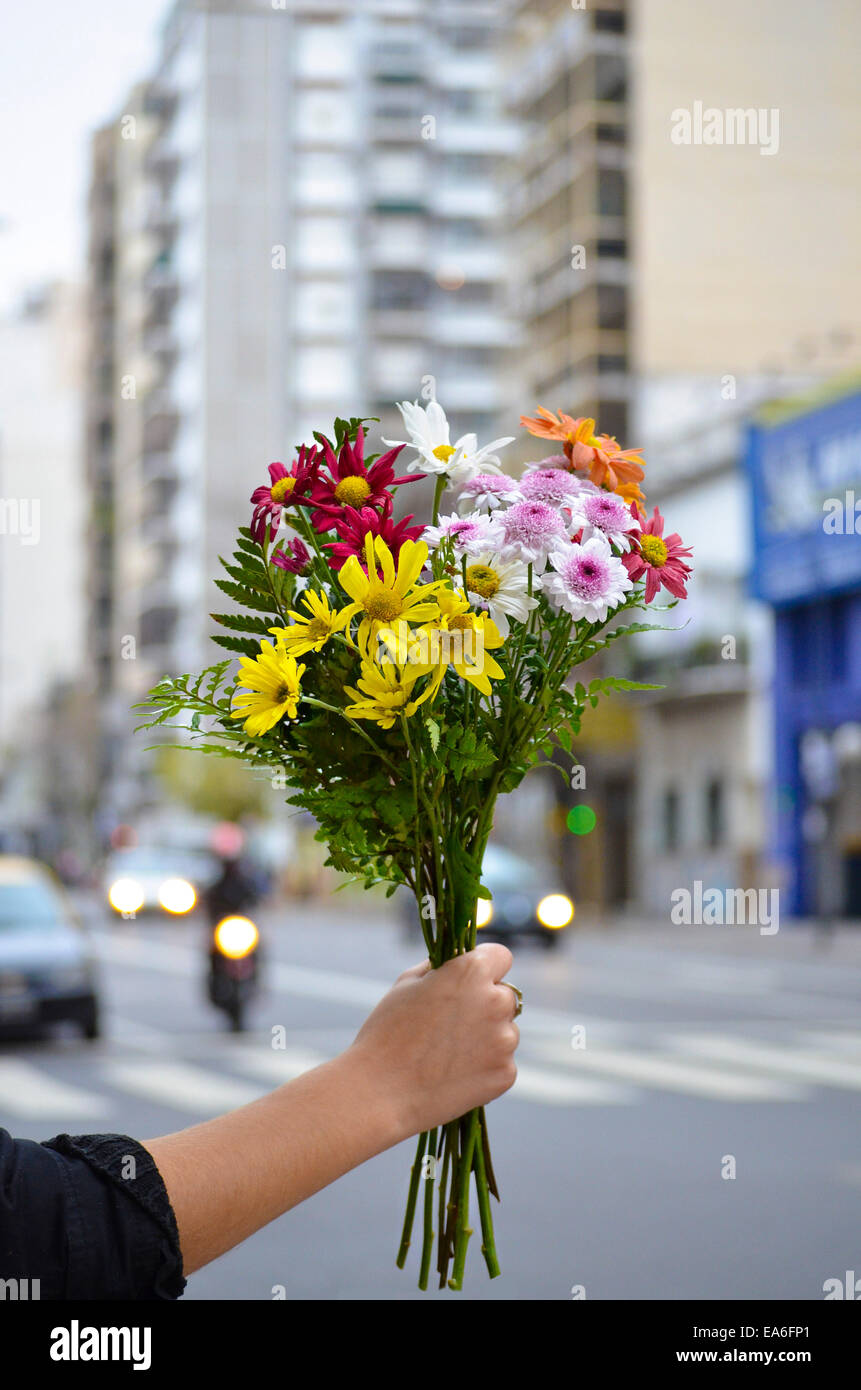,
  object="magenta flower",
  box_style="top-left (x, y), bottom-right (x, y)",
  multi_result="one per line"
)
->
top-left (304, 427), bottom-right (421, 533)
top-left (457, 473), bottom-right (522, 512)
top-left (543, 536), bottom-right (633, 622)
top-left (250, 446), bottom-right (319, 542)
top-left (271, 536), bottom-right (312, 575)
top-left (324, 496), bottom-right (425, 570)
top-left (570, 490), bottom-right (639, 549)
top-left (489, 500), bottom-right (568, 566)
top-left (518, 468), bottom-right (583, 508)
top-left (623, 506), bottom-right (693, 602)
